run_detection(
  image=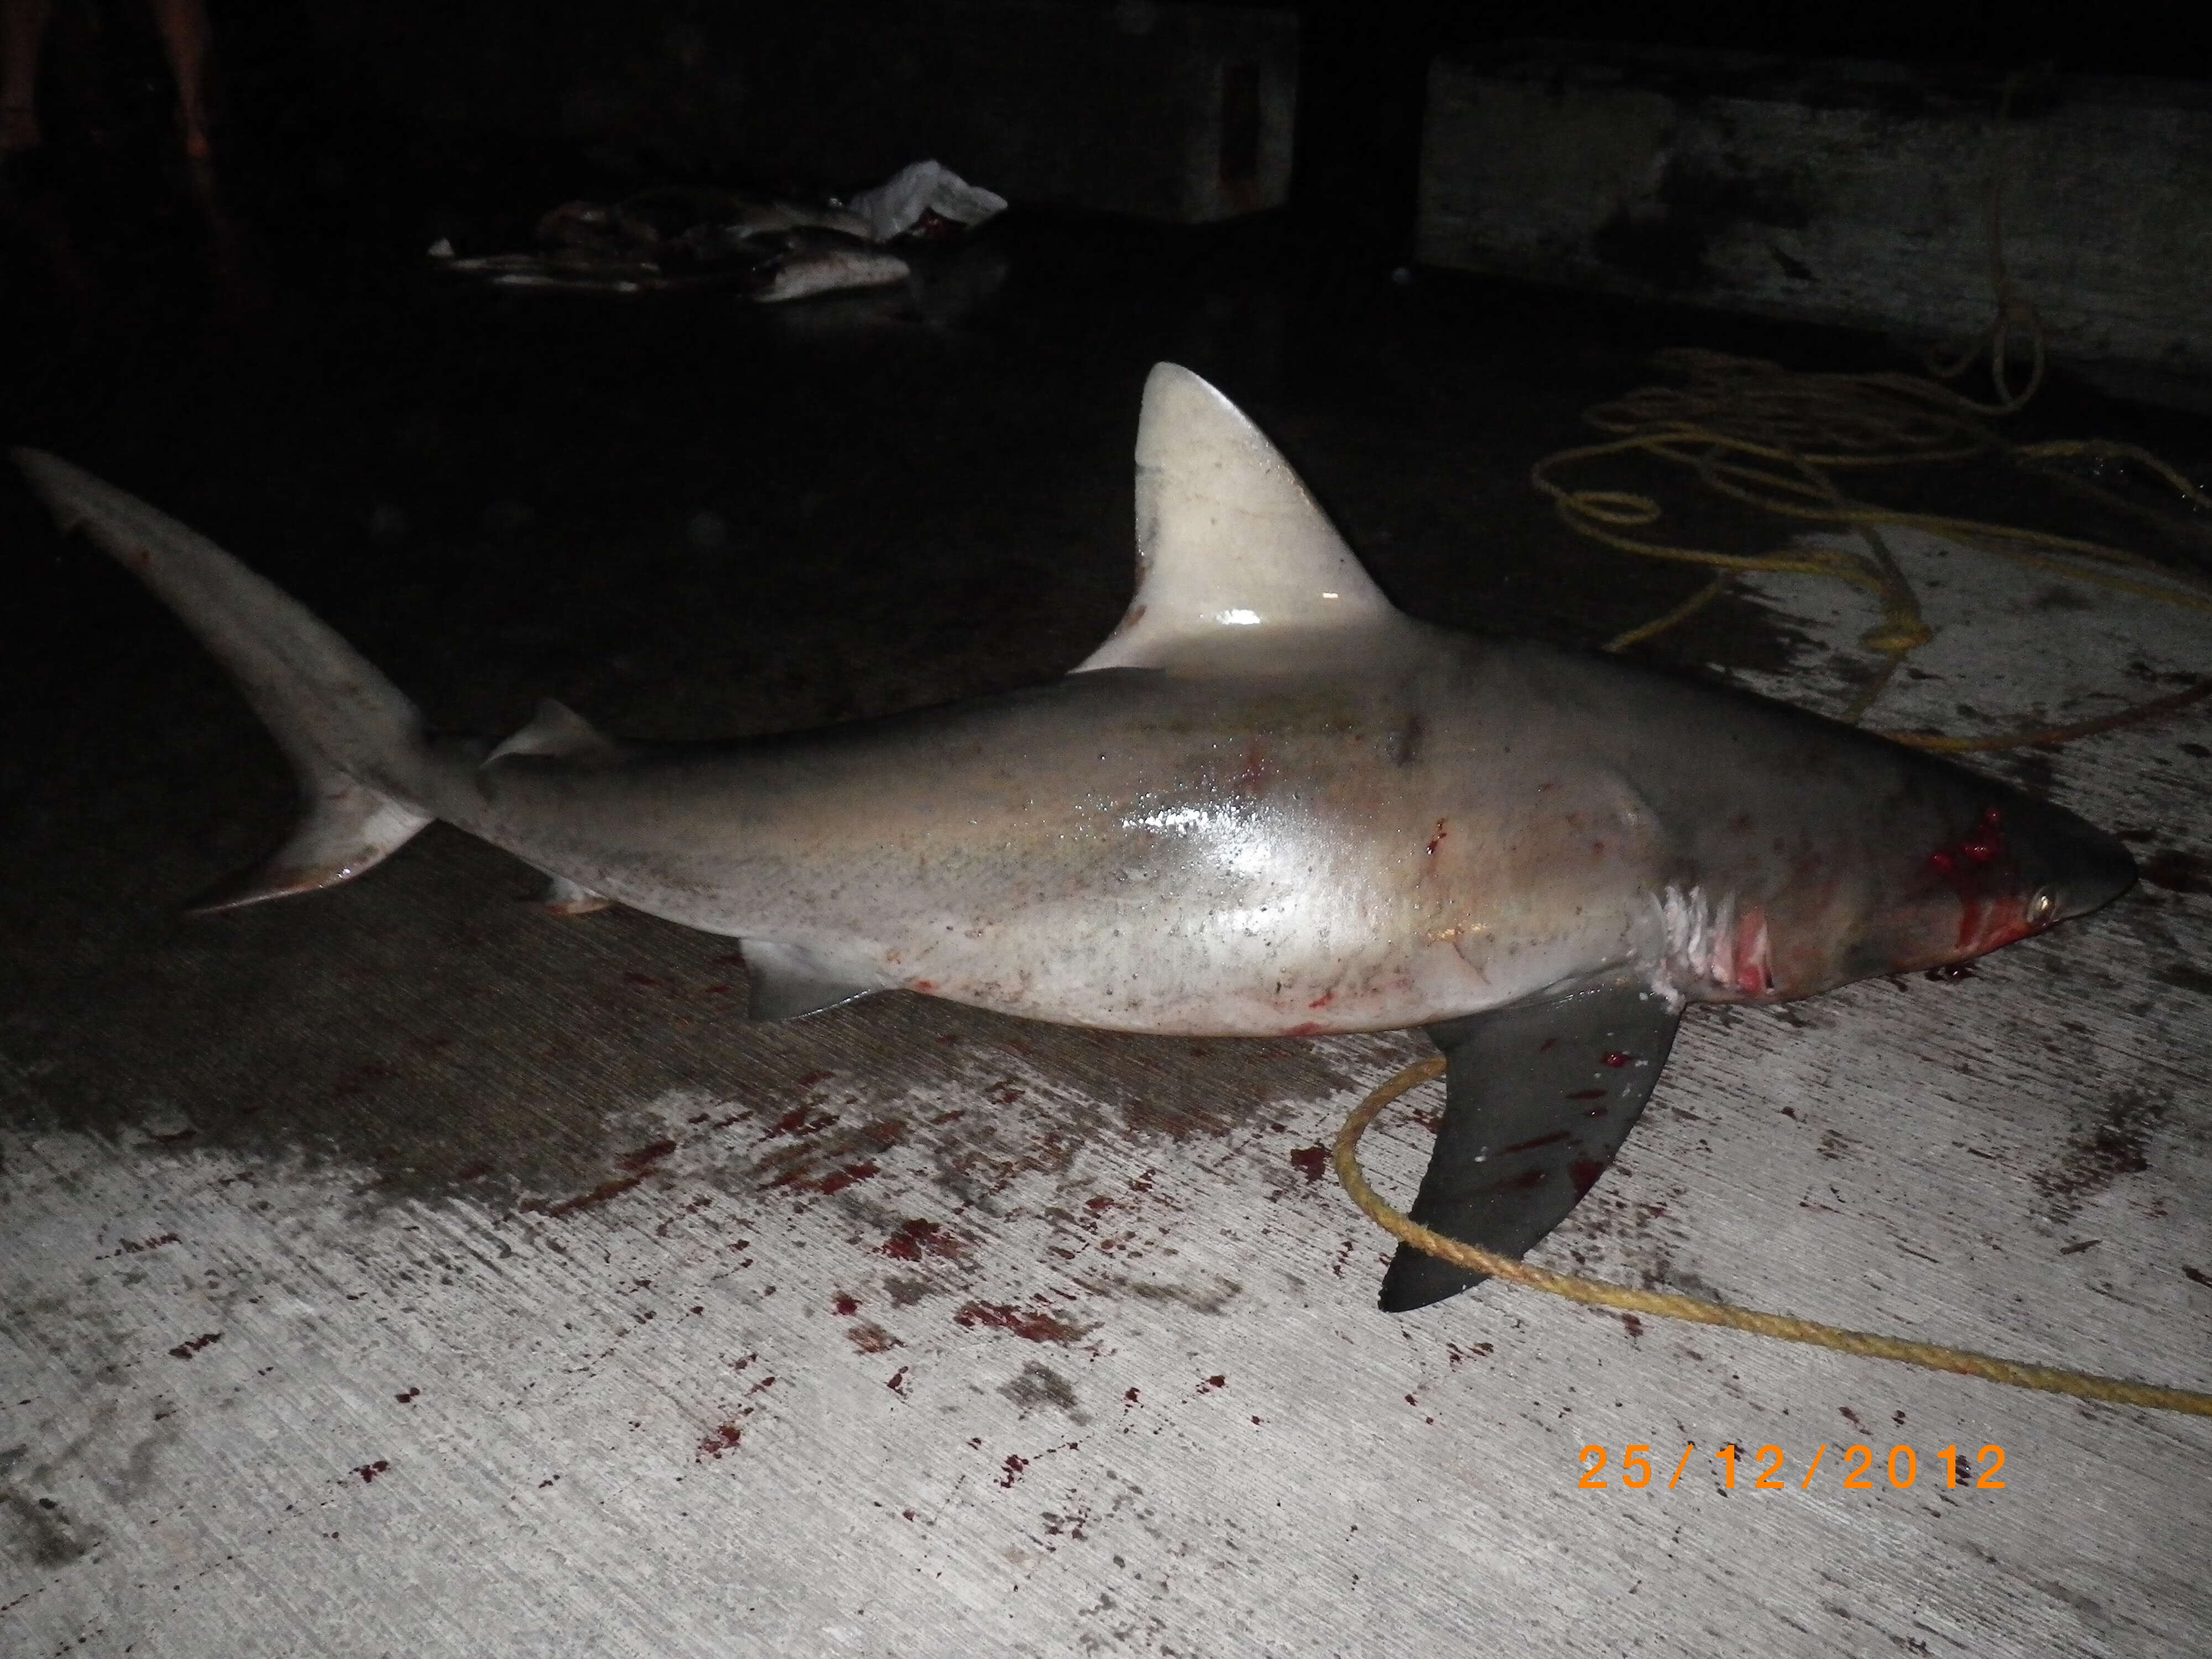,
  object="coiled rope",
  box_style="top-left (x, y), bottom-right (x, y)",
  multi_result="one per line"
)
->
top-left (1335, 1057), bottom-right (2212, 1416)
top-left (1529, 69), bottom-right (2212, 747)
top-left (1530, 348), bottom-right (2212, 745)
